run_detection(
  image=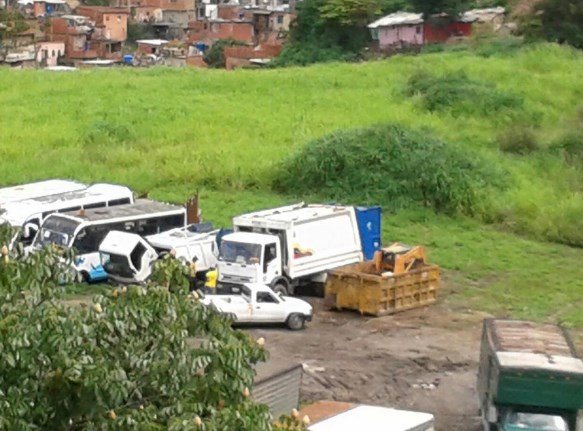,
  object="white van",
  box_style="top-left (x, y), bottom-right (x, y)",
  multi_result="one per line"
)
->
top-left (1, 183), bottom-right (134, 246)
top-left (0, 179), bottom-right (86, 206)
top-left (31, 199), bottom-right (186, 282)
